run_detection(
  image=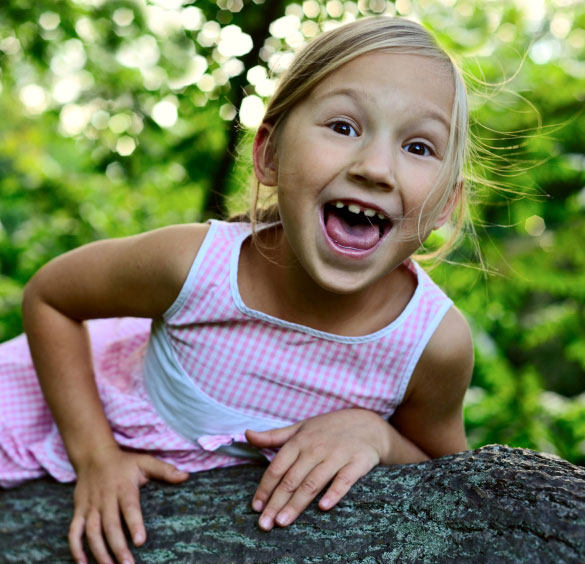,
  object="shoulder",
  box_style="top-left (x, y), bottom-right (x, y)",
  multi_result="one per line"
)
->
top-left (419, 306), bottom-right (473, 374)
top-left (389, 306), bottom-right (473, 456)
top-left (132, 222), bottom-right (211, 268)
top-left (111, 222), bottom-right (214, 317)
top-left (103, 222), bottom-right (213, 312)
top-left (405, 306), bottom-right (474, 408)
top-left (25, 222), bottom-right (213, 321)
top-left (126, 222), bottom-right (211, 299)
